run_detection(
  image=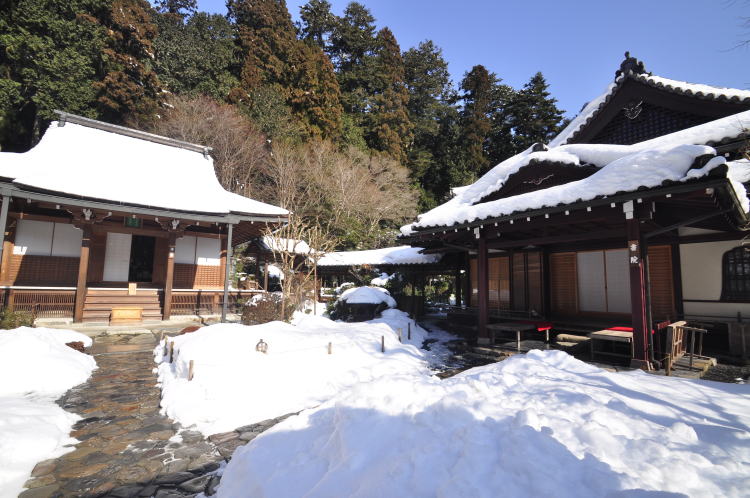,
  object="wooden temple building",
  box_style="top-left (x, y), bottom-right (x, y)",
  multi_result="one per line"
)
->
top-left (400, 54), bottom-right (750, 368)
top-left (0, 112), bottom-right (287, 323)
